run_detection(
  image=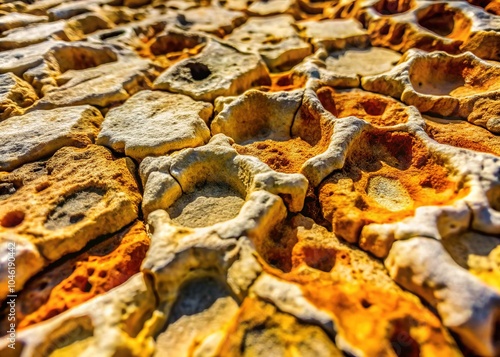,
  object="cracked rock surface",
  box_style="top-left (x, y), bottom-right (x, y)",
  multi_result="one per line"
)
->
top-left (1, 1), bottom-right (500, 357)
